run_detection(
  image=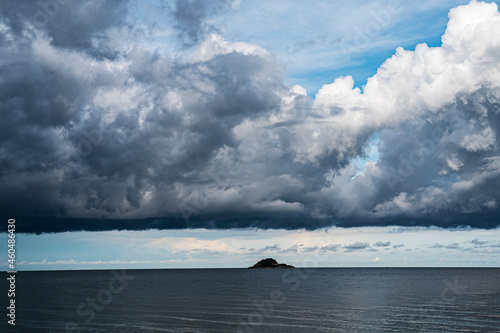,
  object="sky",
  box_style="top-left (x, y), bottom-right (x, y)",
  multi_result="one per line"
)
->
top-left (1, 0), bottom-right (500, 269)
